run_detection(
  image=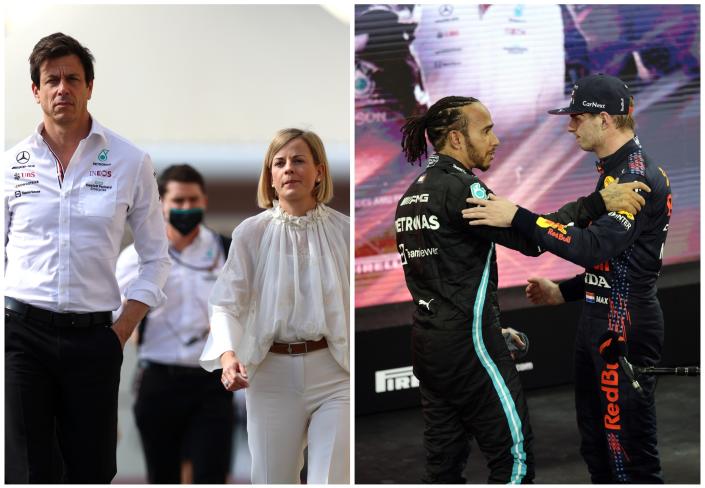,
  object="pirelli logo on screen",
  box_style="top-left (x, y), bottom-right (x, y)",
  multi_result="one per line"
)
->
top-left (375, 366), bottom-right (419, 393)
top-left (375, 363), bottom-right (534, 393)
